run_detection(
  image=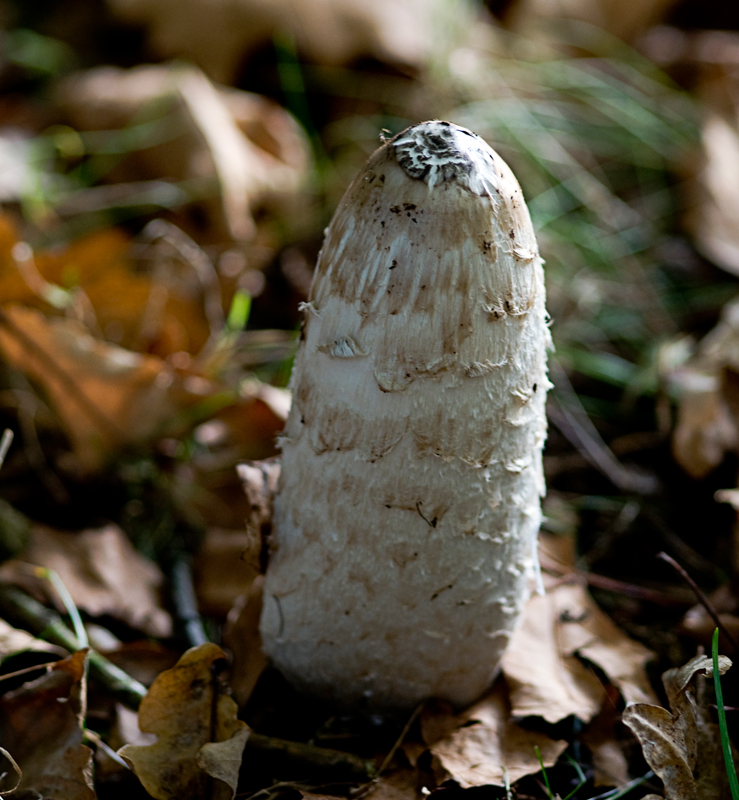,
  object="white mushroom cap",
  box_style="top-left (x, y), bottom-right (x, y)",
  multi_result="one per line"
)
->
top-left (260, 121), bottom-right (551, 711)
